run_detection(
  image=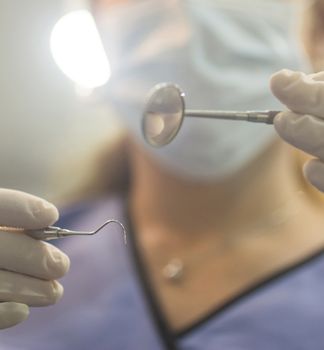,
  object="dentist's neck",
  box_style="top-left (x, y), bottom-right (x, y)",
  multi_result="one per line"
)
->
top-left (129, 137), bottom-right (303, 237)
